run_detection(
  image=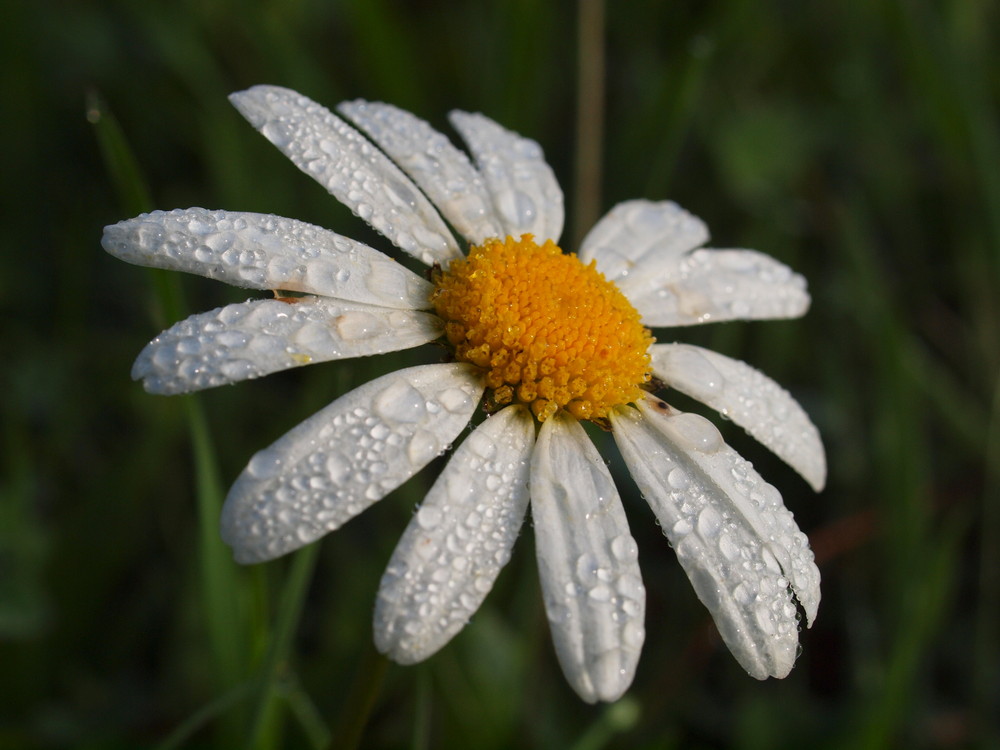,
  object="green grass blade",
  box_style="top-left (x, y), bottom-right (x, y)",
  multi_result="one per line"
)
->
top-left (89, 92), bottom-right (252, 738)
top-left (245, 543), bottom-right (321, 749)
